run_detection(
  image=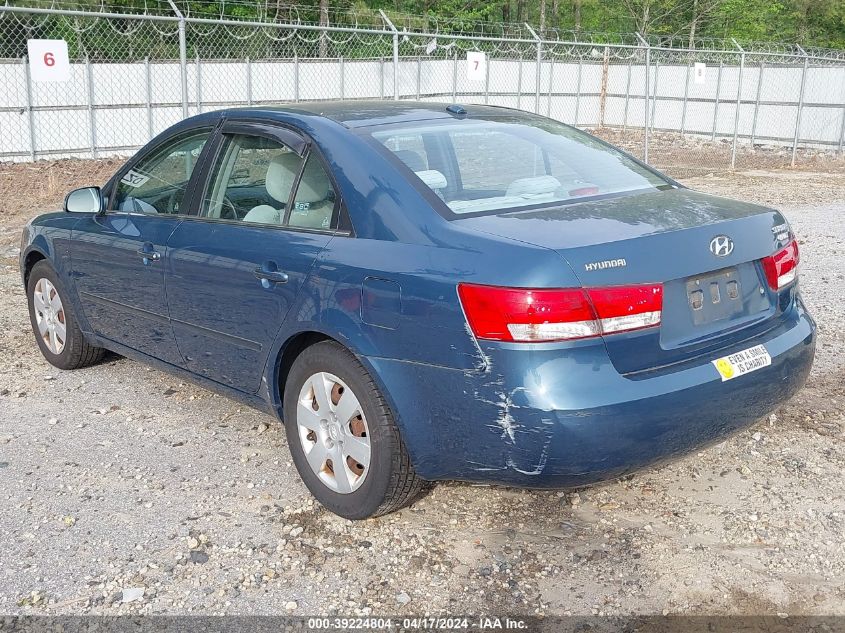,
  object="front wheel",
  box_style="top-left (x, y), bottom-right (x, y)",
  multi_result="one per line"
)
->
top-left (283, 341), bottom-right (425, 519)
top-left (26, 260), bottom-right (104, 370)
